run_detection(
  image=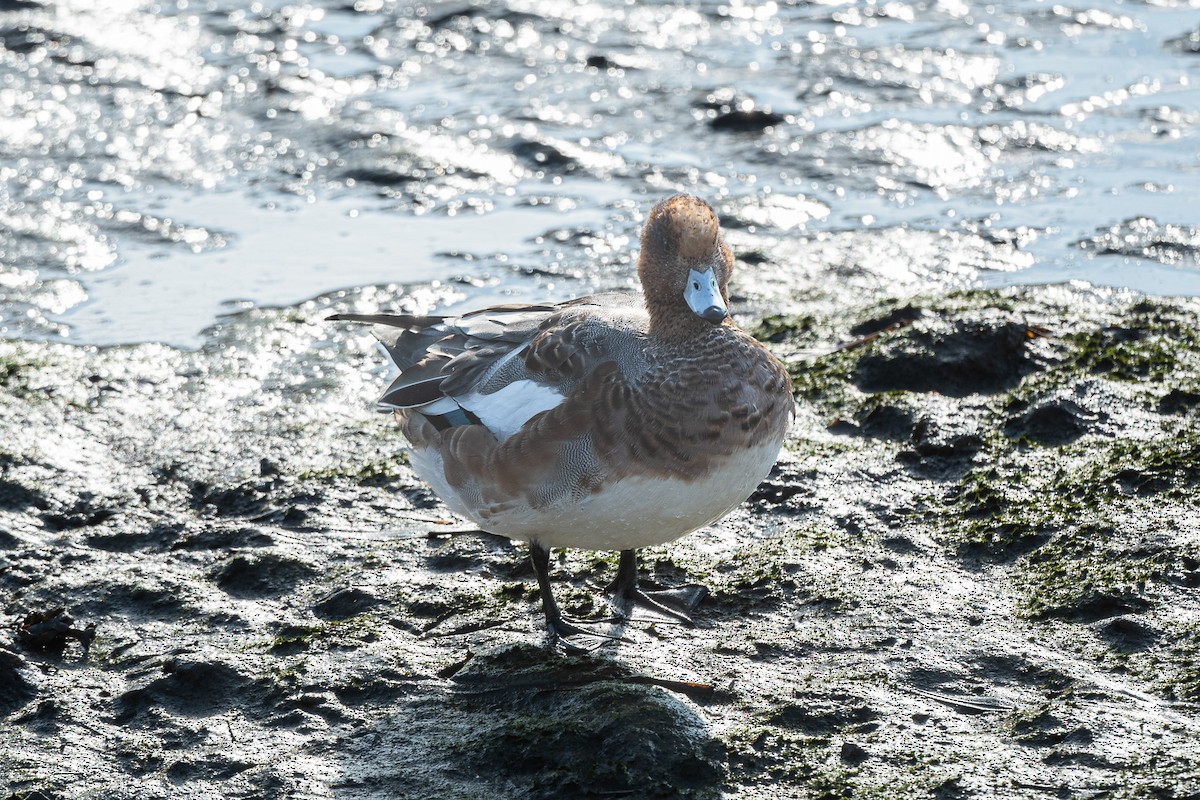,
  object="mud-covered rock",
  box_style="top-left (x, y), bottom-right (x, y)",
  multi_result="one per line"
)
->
top-left (847, 304), bottom-right (926, 337)
top-left (212, 551), bottom-right (318, 598)
top-left (0, 478), bottom-right (49, 512)
top-left (451, 645), bottom-right (725, 799)
top-left (853, 316), bottom-right (1039, 396)
top-left (15, 607), bottom-right (95, 658)
top-left (1159, 388), bottom-right (1200, 415)
top-left (1002, 398), bottom-right (1099, 445)
top-left (856, 402), bottom-right (917, 440)
top-left (313, 587), bottom-right (381, 620)
top-left (902, 415), bottom-right (984, 463)
top-left (1093, 615), bottom-right (1158, 652)
top-left (0, 649), bottom-right (37, 715)
top-left (113, 657), bottom-right (255, 722)
top-left (1168, 26), bottom-right (1200, 54)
